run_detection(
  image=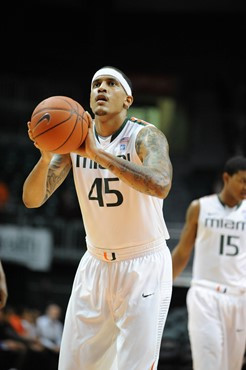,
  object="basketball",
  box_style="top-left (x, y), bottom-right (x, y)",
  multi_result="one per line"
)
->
top-left (29, 96), bottom-right (89, 154)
